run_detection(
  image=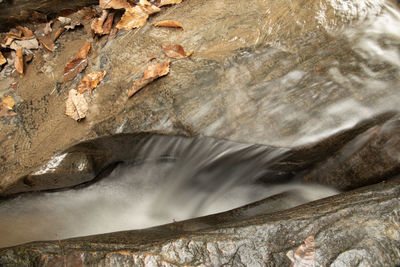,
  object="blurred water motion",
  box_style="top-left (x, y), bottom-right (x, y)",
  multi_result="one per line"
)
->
top-left (0, 136), bottom-right (338, 248)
